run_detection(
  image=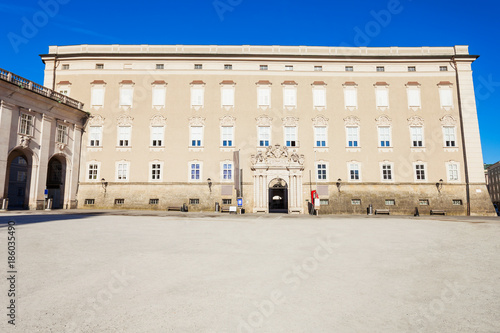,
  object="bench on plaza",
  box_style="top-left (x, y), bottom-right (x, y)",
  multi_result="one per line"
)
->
top-left (375, 209), bottom-right (390, 215)
top-left (430, 210), bottom-right (446, 215)
top-left (167, 206), bottom-right (182, 211)
top-left (220, 206), bottom-right (231, 213)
